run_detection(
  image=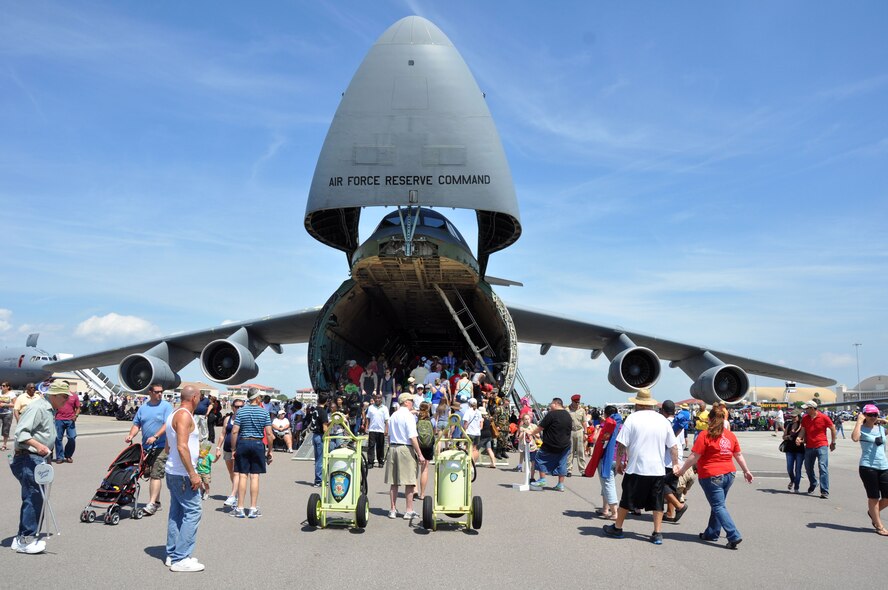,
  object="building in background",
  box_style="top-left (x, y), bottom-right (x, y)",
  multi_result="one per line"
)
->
top-left (836, 375), bottom-right (888, 404)
top-left (227, 383), bottom-right (281, 398)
